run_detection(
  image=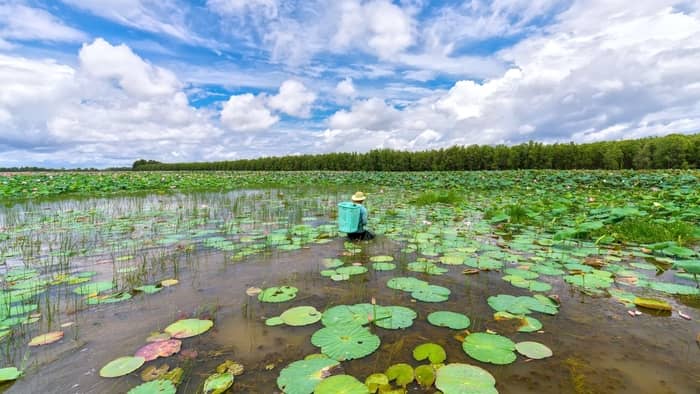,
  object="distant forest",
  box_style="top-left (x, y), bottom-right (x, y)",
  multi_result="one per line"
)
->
top-left (132, 133), bottom-right (700, 171)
